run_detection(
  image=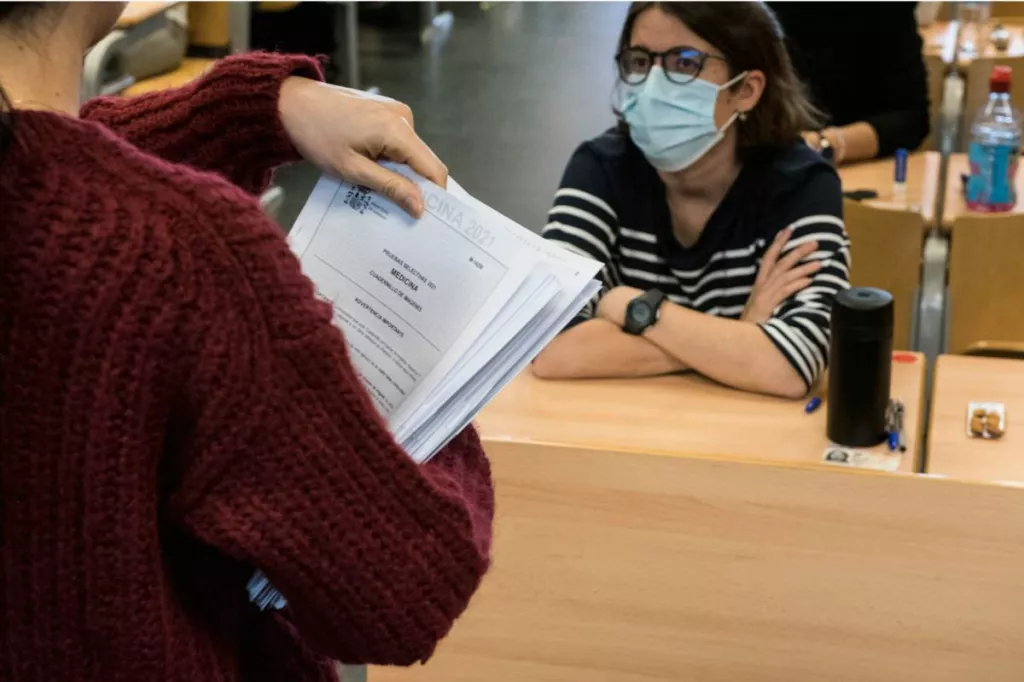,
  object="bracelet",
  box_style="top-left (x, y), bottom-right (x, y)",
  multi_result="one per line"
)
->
top-left (826, 126), bottom-right (847, 164)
